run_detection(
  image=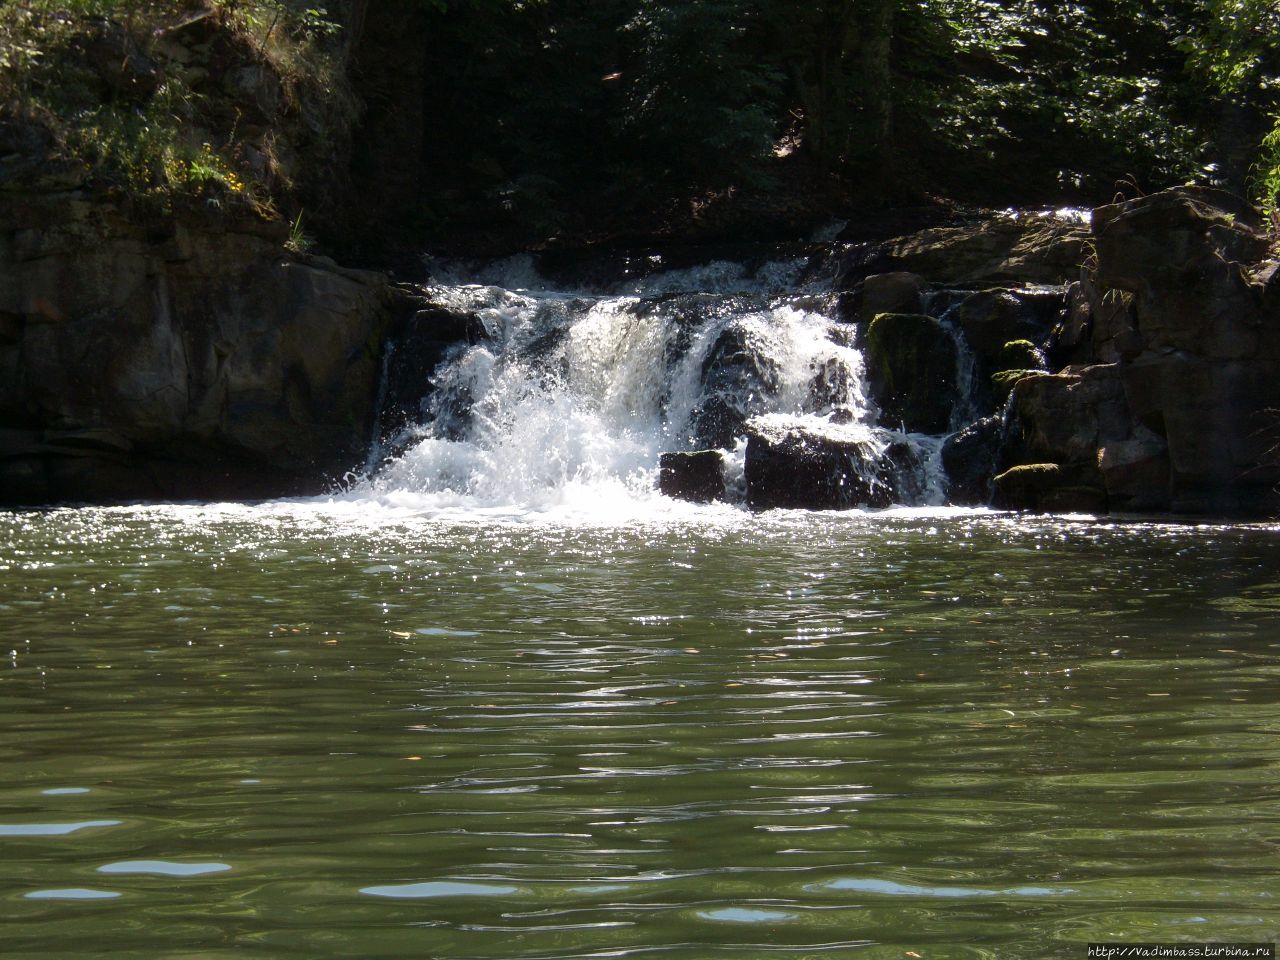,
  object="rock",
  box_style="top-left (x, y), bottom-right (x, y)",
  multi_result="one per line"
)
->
top-left (997, 339), bottom-right (1048, 371)
top-left (863, 312), bottom-right (958, 434)
top-left (223, 65), bottom-right (283, 122)
top-left (1055, 280), bottom-right (1094, 365)
top-left (1009, 366), bottom-right (1131, 469)
top-left (1098, 425), bottom-right (1170, 511)
top-left (659, 450), bottom-right (724, 503)
top-left (1043, 186), bottom-right (1280, 515)
top-left (807, 356), bottom-right (853, 413)
top-left (954, 290), bottom-right (1047, 361)
top-left (989, 340), bottom-right (1048, 406)
top-left (992, 364), bottom-right (1139, 511)
top-left (859, 271), bottom-right (925, 321)
top-left (991, 463), bottom-right (1107, 513)
top-left (838, 214), bottom-right (1087, 288)
top-left (1120, 352), bottom-right (1280, 512)
top-left (991, 369), bottom-right (1037, 406)
top-left (942, 415), bottom-right (1002, 505)
top-left (73, 17), bottom-right (162, 102)
top-left (744, 419), bottom-right (895, 510)
top-left (689, 321), bottom-right (779, 448)
top-left (0, 195), bottom-right (391, 505)
top-left (0, 456), bottom-right (49, 506)
top-left (1093, 186), bottom-right (1270, 358)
